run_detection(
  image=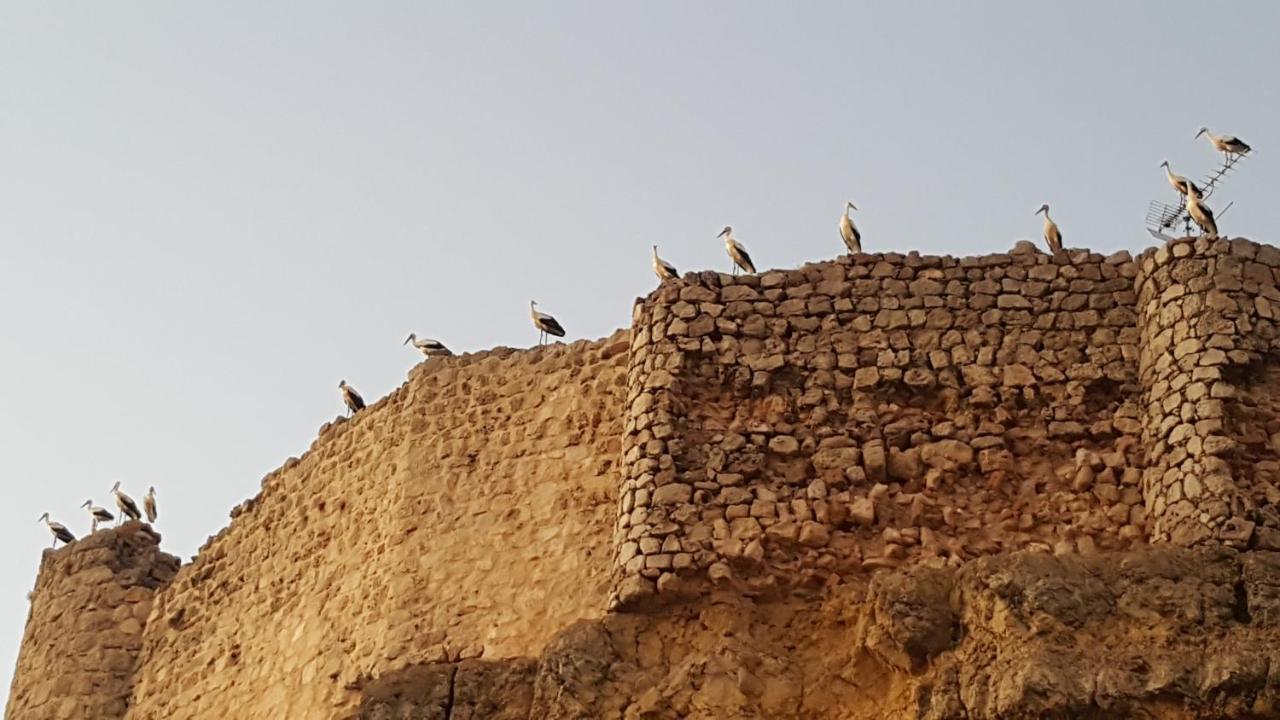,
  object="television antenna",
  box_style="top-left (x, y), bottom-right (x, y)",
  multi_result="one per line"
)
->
top-left (1145, 154), bottom-right (1245, 242)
